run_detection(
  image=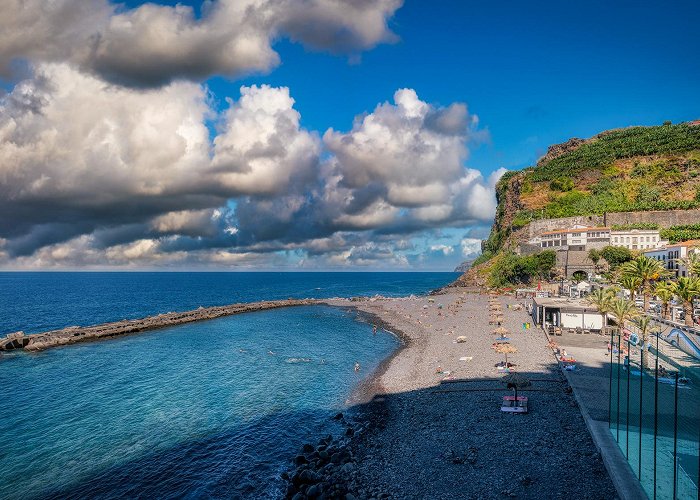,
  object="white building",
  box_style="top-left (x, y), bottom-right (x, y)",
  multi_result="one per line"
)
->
top-left (609, 229), bottom-right (664, 251)
top-left (537, 225), bottom-right (611, 251)
top-left (531, 297), bottom-right (604, 332)
top-left (643, 240), bottom-right (700, 278)
top-left (532, 225), bottom-right (664, 252)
